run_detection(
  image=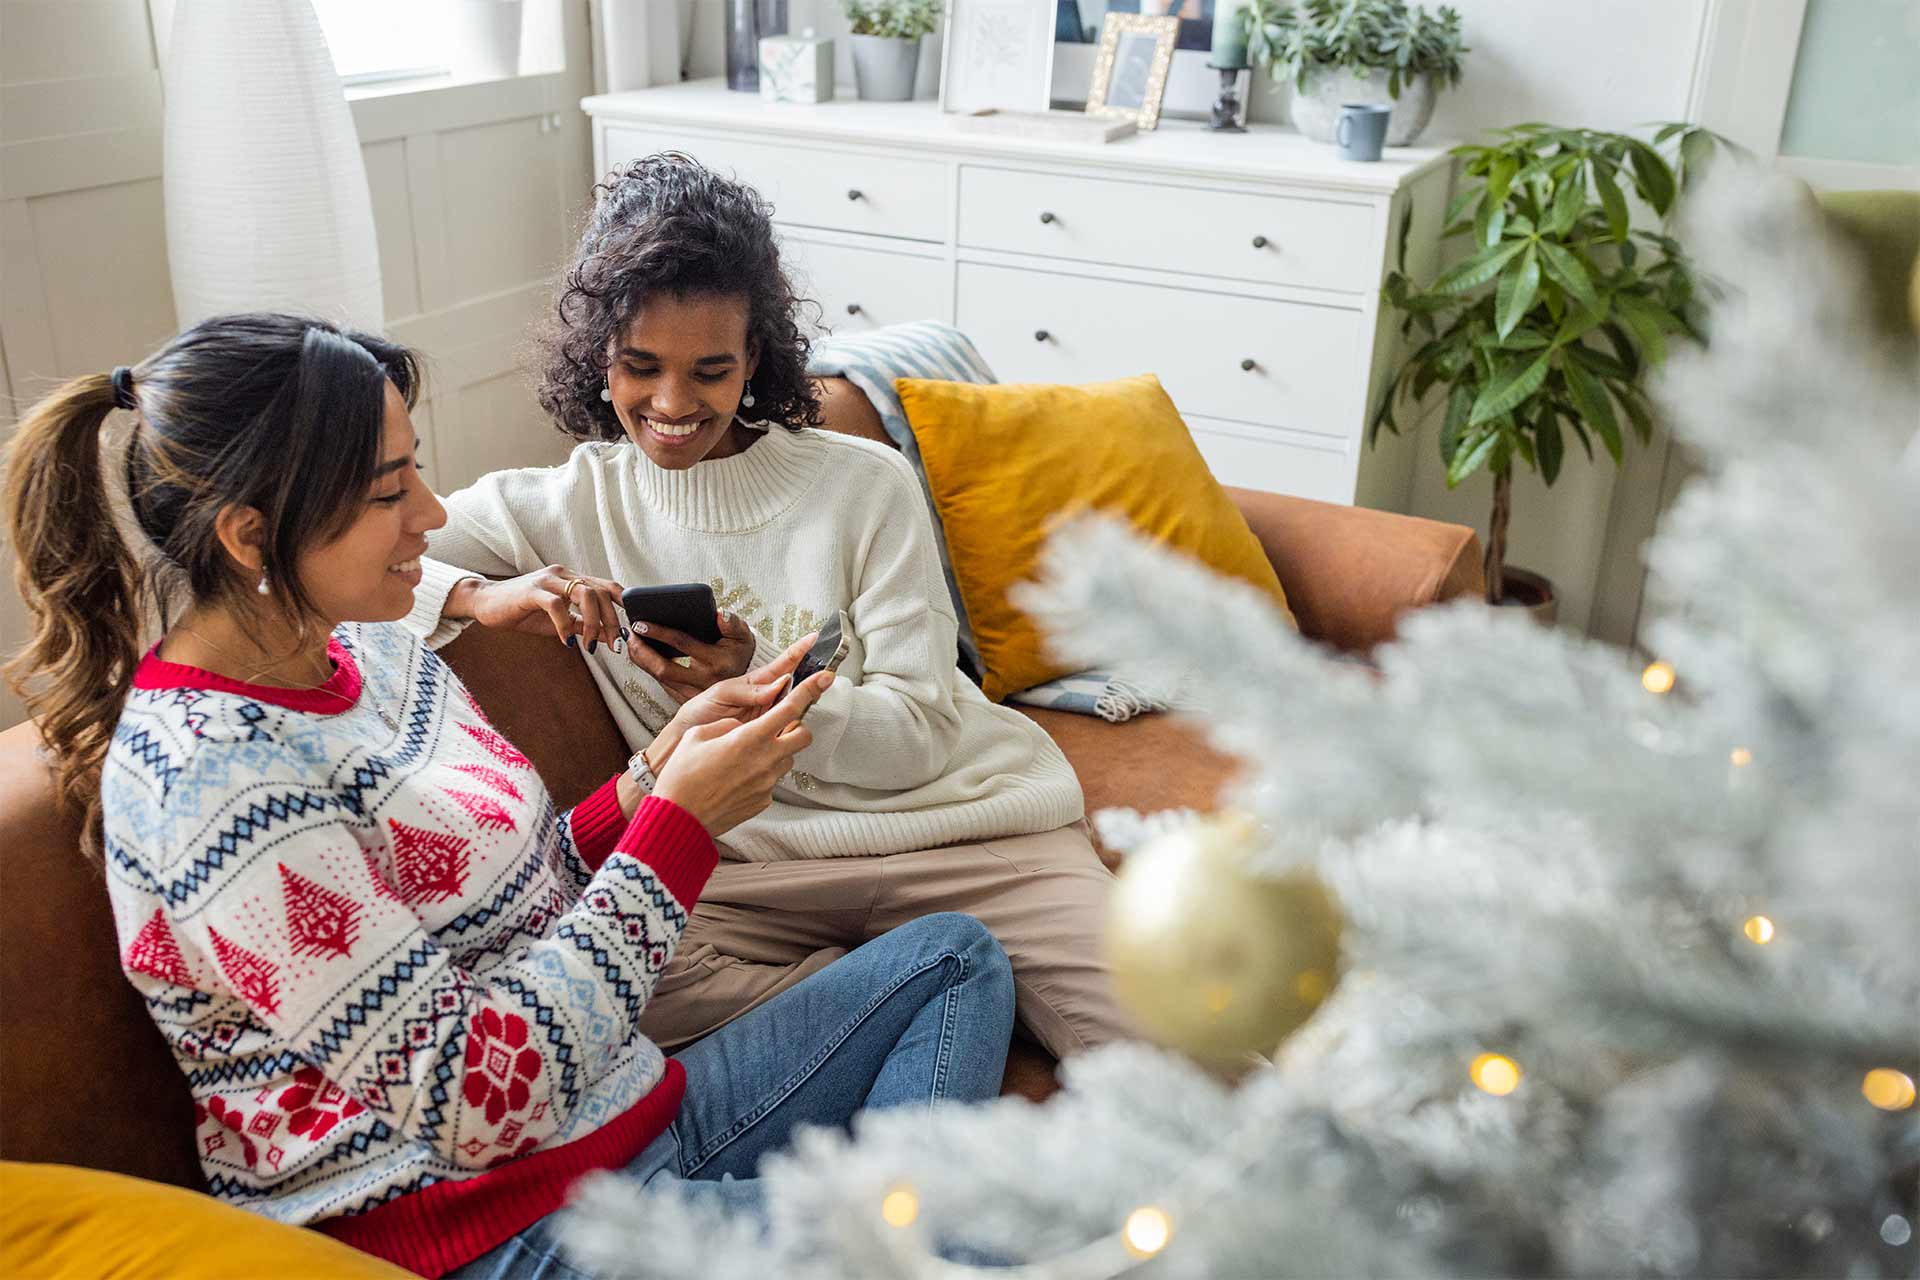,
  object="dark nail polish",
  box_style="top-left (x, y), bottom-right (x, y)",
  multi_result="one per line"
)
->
top-left (566, 636), bottom-right (577, 649)
top-left (587, 638), bottom-right (598, 655)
